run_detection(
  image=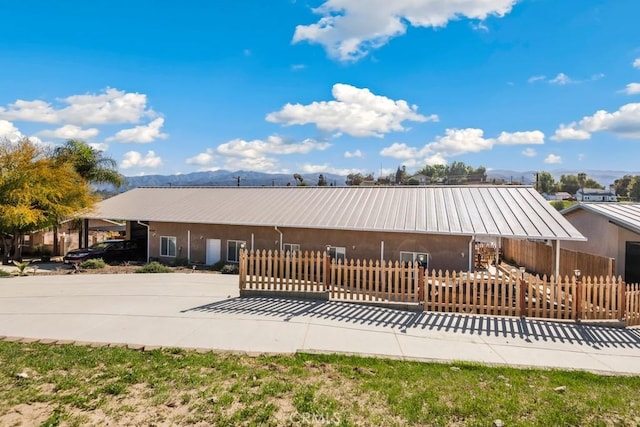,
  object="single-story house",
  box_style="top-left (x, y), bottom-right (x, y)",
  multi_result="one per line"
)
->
top-left (561, 203), bottom-right (640, 283)
top-left (542, 192), bottom-right (574, 201)
top-left (81, 186), bottom-right (585, 274)
top-left (575, 188), bottom-right (617, 202)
